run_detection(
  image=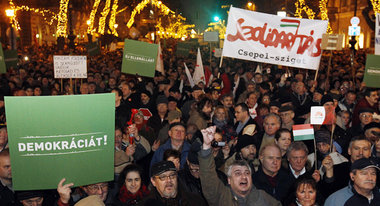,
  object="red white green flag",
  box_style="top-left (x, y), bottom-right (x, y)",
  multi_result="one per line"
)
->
top-left (292, 124), bottom-right (314, 141)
